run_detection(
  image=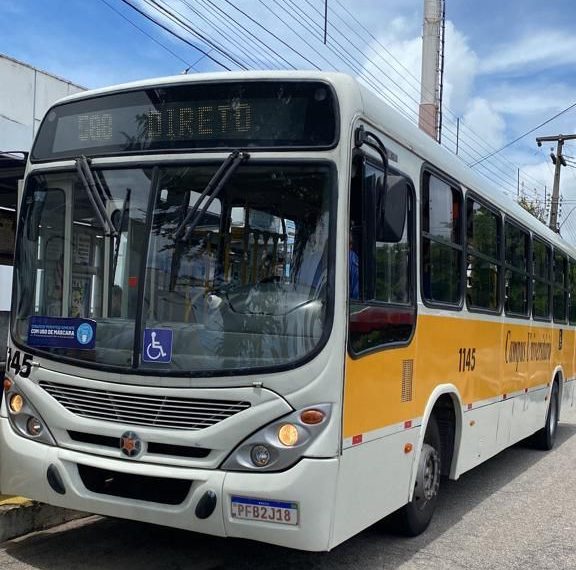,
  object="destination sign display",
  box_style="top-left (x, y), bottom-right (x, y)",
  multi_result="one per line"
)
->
top-left (32, 81), bottom-right (338, 160)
